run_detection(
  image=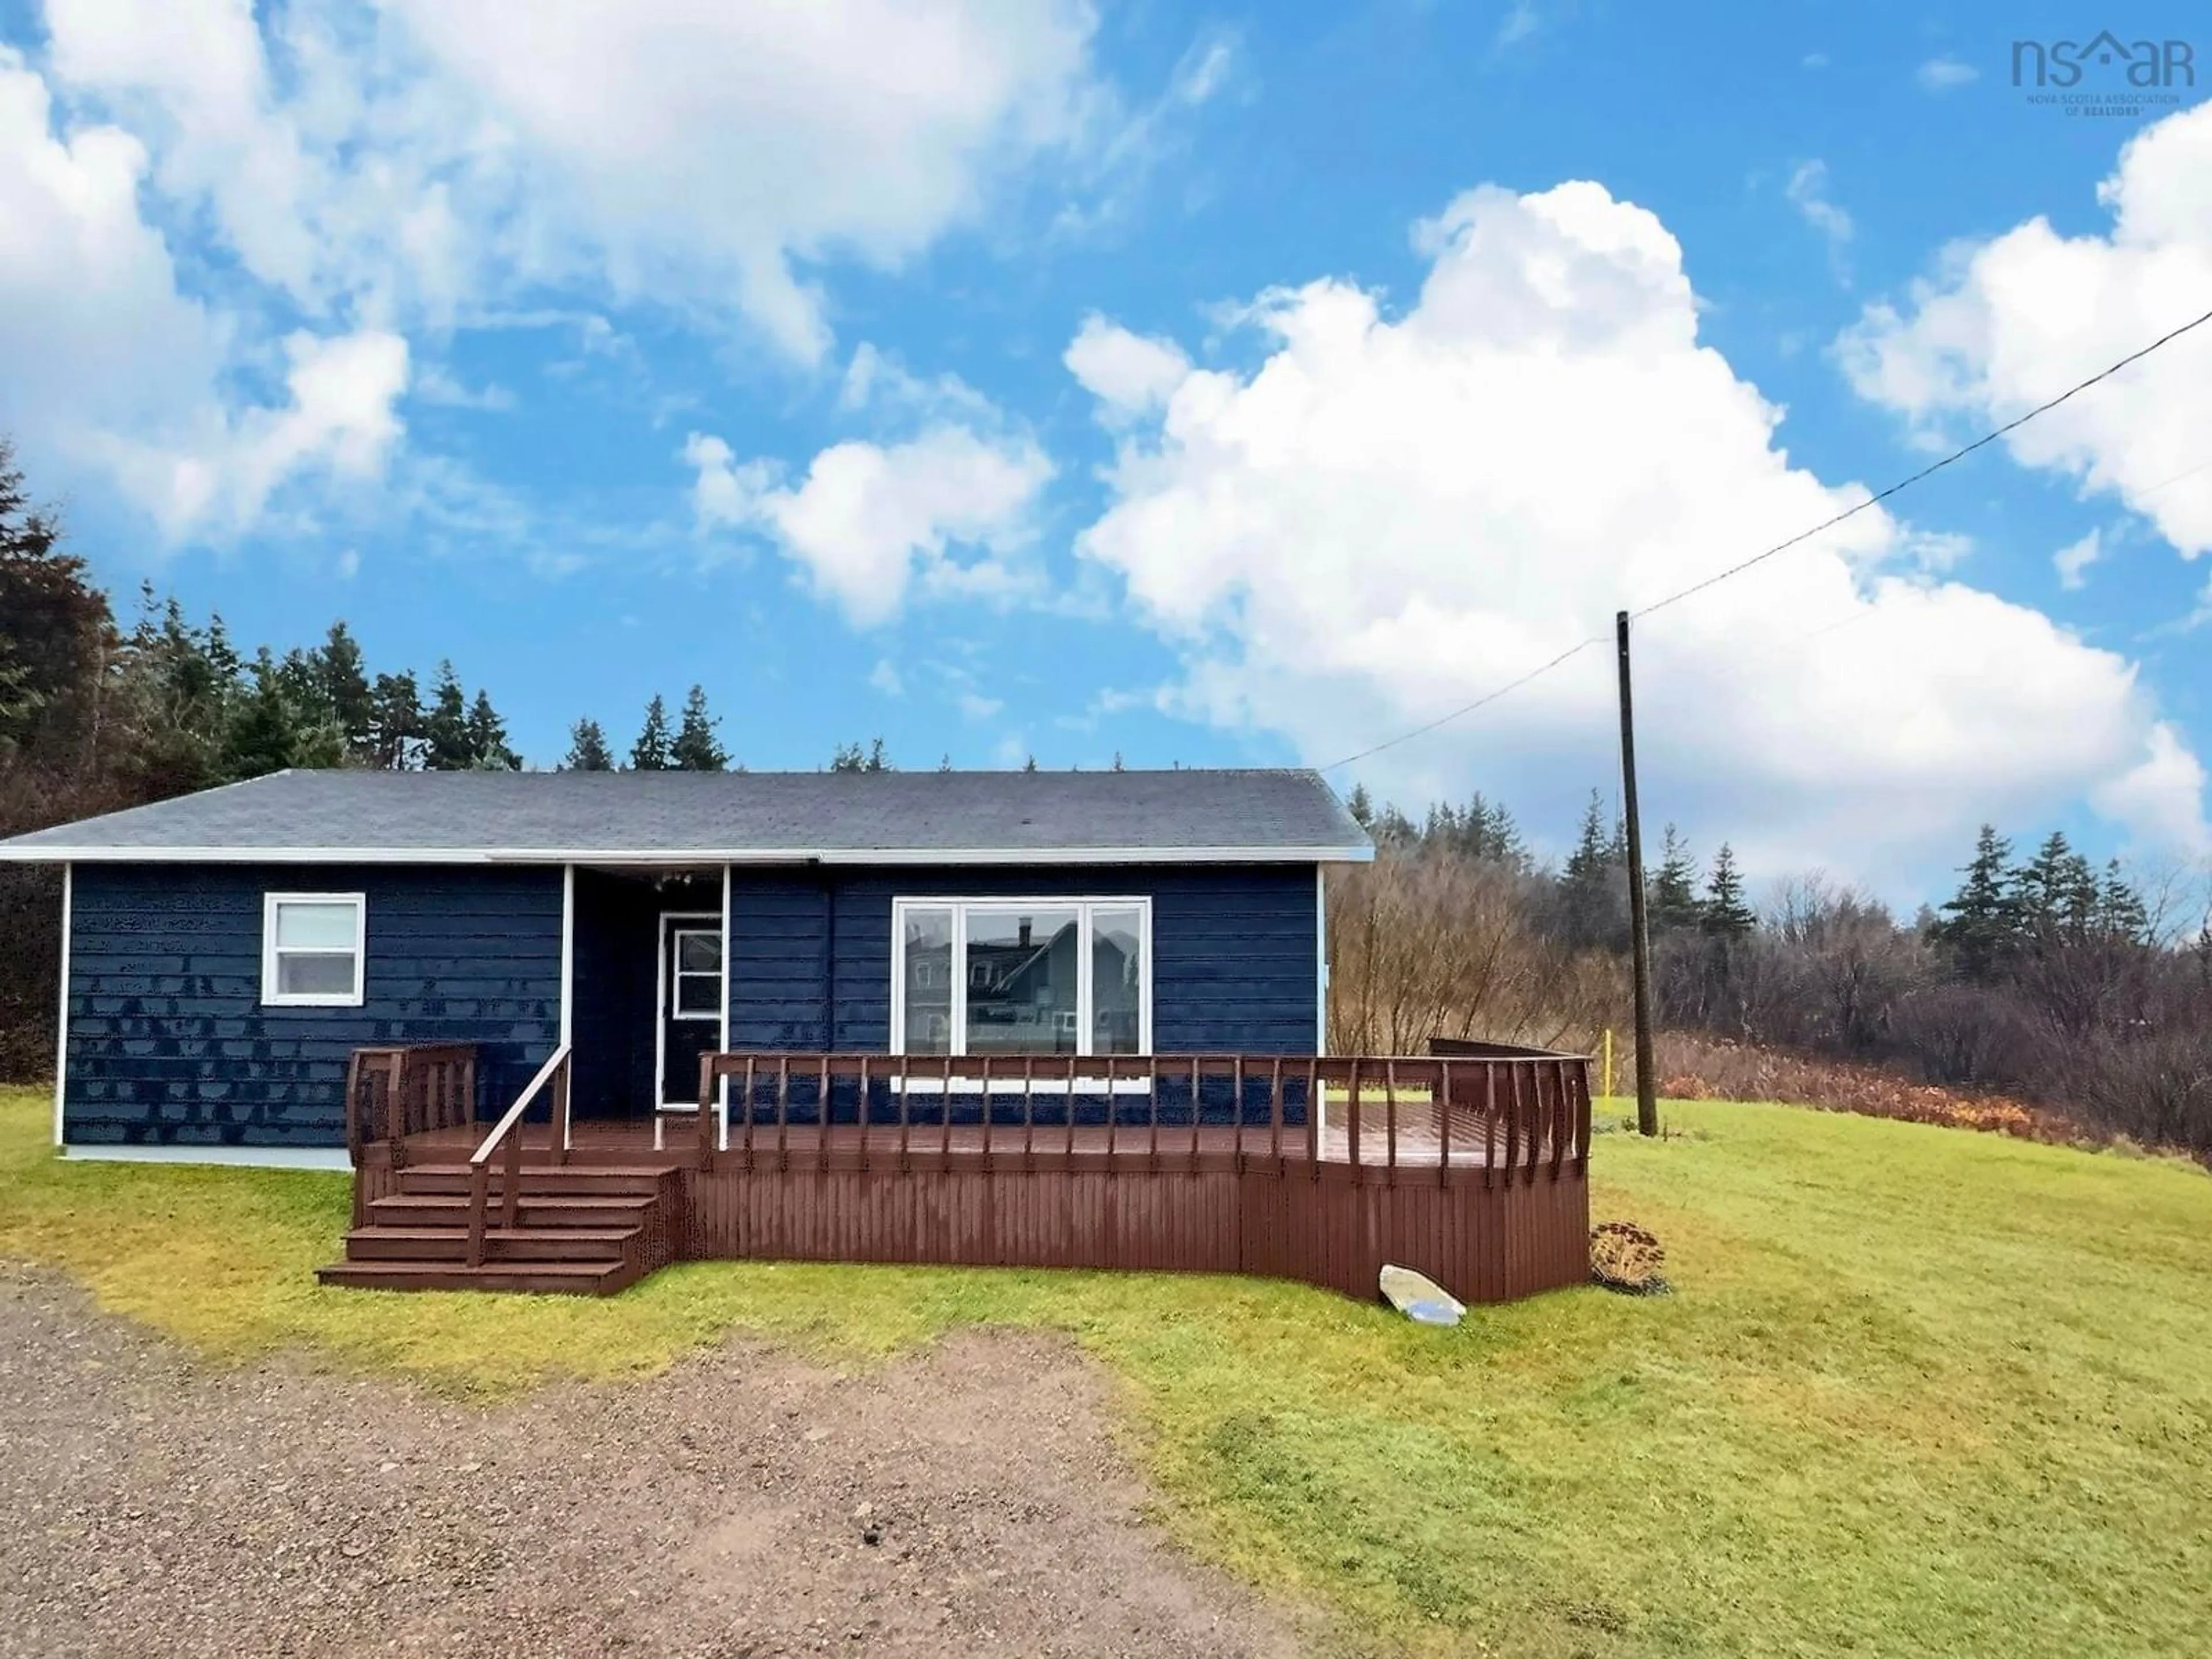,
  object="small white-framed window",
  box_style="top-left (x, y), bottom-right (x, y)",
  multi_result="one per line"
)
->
top-left (892, 897), bottom-right (1152, 1059)
top-left (262, 893), bottom-right (366, 1007)
top-left (671, 927), bottom-right (723, 1020)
